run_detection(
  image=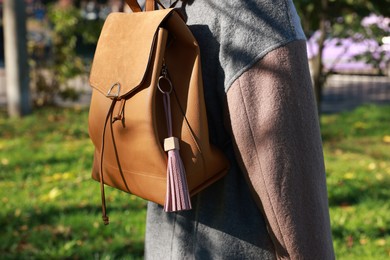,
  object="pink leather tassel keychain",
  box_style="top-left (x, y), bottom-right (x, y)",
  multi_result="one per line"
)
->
top-left (158, 65), bottom-right (192, 212)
